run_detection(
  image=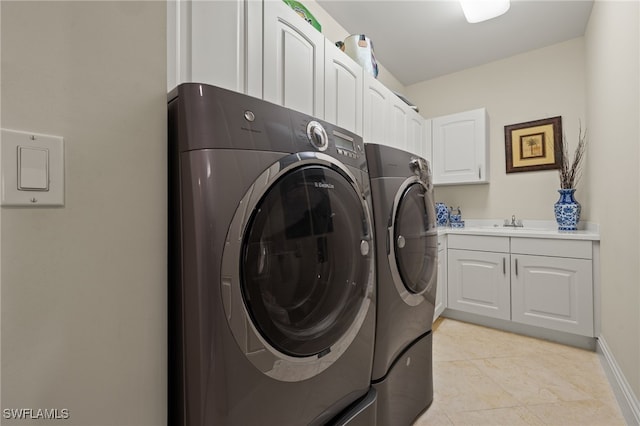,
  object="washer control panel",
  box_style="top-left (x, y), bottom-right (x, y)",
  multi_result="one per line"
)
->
top-left (333, 129), bottom-right (360, 160)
